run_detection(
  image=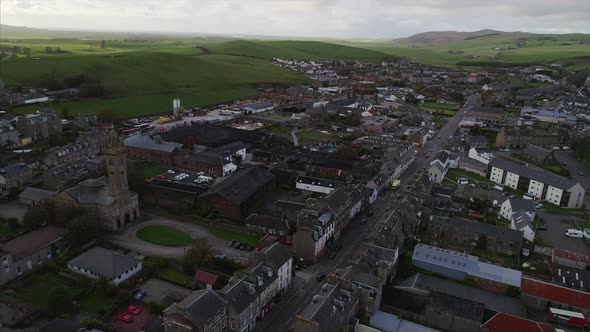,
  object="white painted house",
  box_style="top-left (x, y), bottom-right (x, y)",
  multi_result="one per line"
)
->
top-left (468, 147), bottom-right (493, 165)
top-left (489, 158), bottom-right (585, 208)
top-left (499, 198), bottom-right (536, 221)
top-left (510, 211), bottom-right (535, 242)
top-left (295, 175), bottom-right (339, 195)
top-left (68, 247), bottom-right (142, 285)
